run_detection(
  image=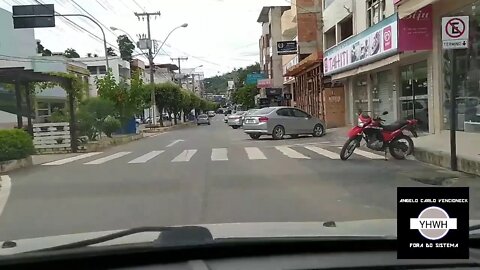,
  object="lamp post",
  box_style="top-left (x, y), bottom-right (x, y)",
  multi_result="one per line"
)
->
top-left (153, 23), bottom-right (188, 58)
top-left (190, 65), bottom-right (203, 93)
